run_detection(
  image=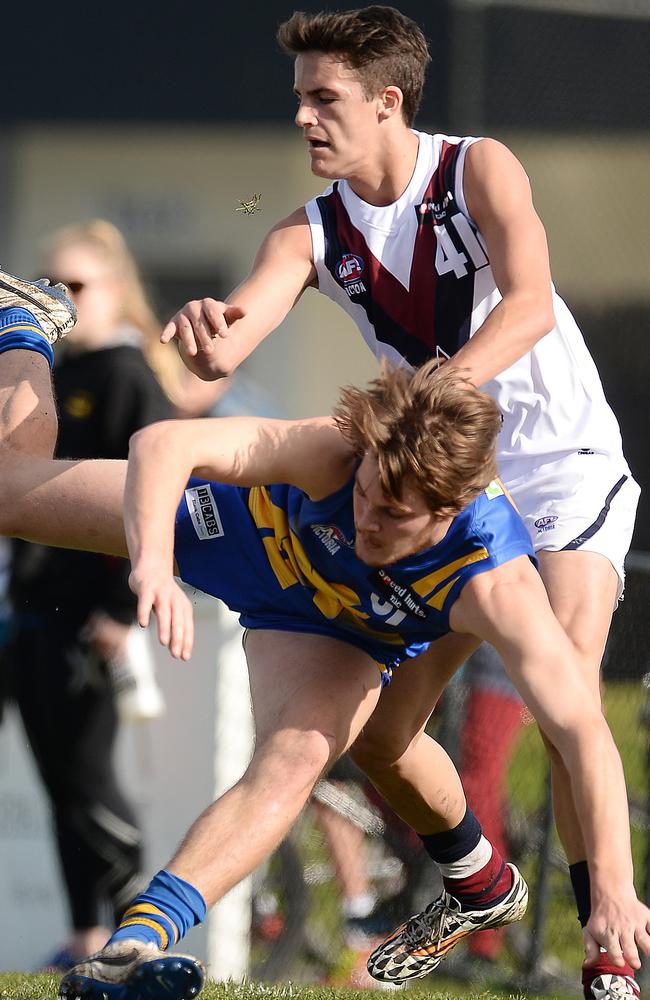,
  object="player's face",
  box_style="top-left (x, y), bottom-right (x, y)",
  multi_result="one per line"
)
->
top-left (293, 52), bottom-right (385, 181)
top-left (353, 453), bottom-right (450, 567)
